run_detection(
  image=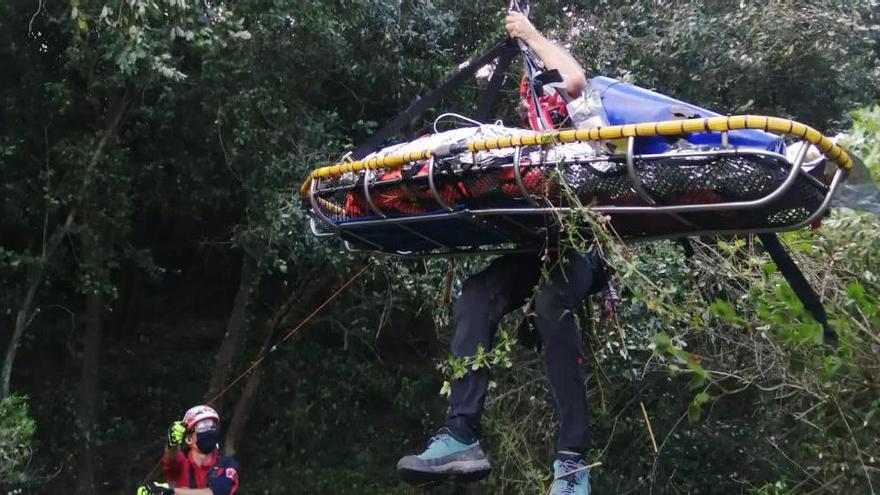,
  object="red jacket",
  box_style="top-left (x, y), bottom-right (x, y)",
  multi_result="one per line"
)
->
top-left (162, 449), bottom-right (239, 495)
